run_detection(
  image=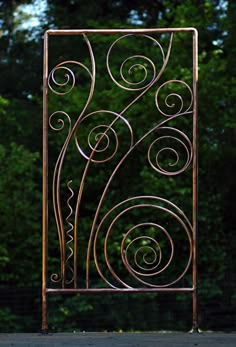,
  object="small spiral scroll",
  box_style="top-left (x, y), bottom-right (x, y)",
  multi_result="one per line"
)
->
top-left (49, 111), bottom-right (72, 132)
top-left (50, 273), bottom-right (61, 283)
top-left (75, 110), bottom-right (133, 163)
top-left (122, 224), bottom-right (174, 276)
top-left (48, 66), bottom-right (75, 95)
top-left (148, 127), bottom-right (193, 176)
top-left (155, 80), bottom-right (193, 117)
top-left (107, 34), bottom-right (165, 91)
top-left (48, 59), bottom-right (93, 95)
